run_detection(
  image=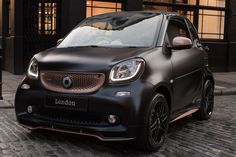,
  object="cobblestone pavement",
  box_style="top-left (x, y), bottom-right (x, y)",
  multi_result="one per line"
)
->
top-left (1, 71), bottom-right (24, 106)
top-left (0, 95), bottom-right (235, 157)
